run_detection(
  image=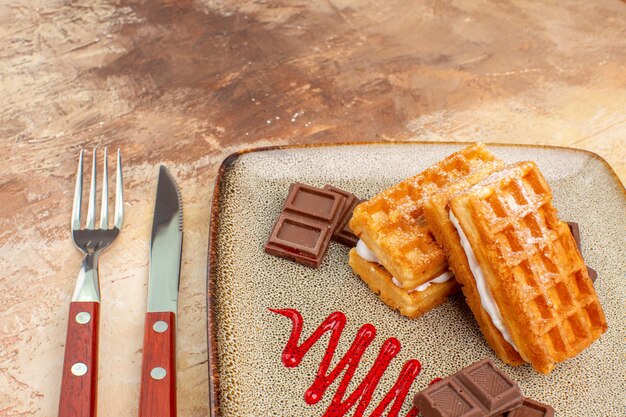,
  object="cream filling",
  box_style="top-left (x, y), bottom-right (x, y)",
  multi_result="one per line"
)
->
top-left (449, 212), bottom-right (519, 352)
top-left (410, 270), bottom-right (454, 292)
top-left (356, 239), bottom-right (453, 293)
top-left (356, 239), bottom-right (381, 263)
